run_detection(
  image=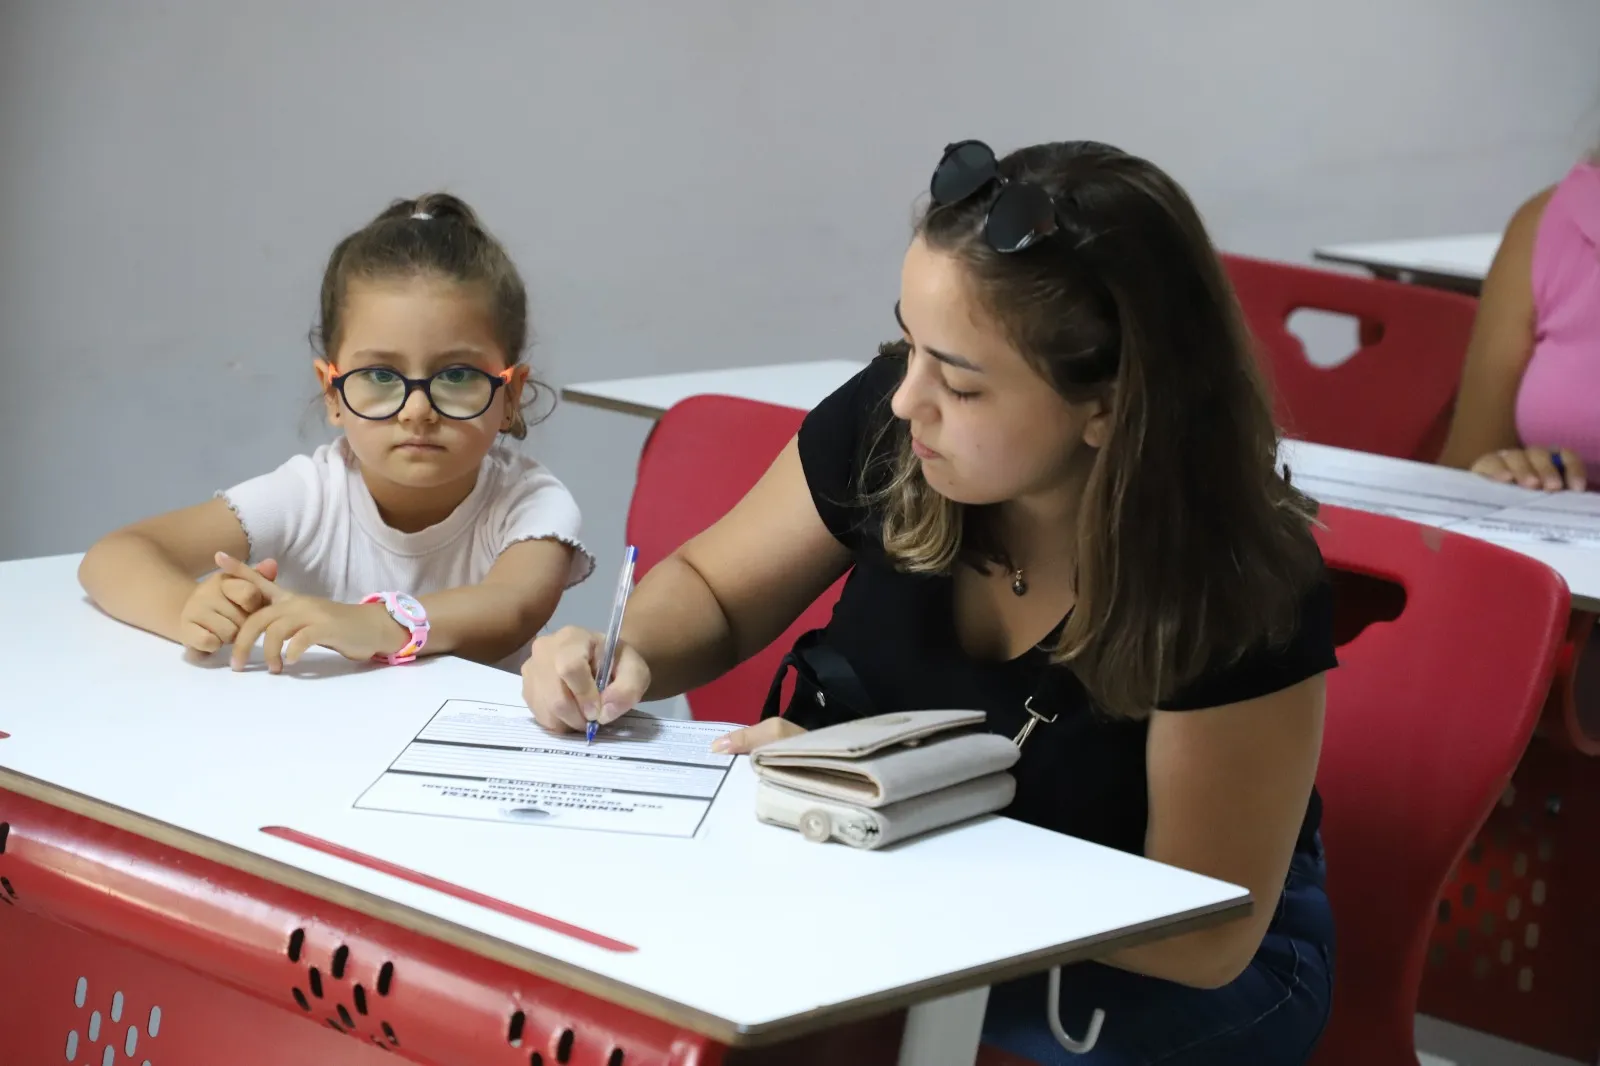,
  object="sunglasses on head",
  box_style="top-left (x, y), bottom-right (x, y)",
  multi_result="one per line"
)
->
top-left (929, 140), bottom-right (1061, 253)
